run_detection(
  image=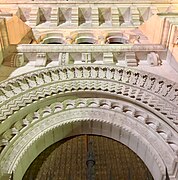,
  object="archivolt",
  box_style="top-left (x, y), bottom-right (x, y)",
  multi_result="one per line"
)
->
top-left (0, 98), bottom-right (177, 179)
top-left (0, 65), bottom-right (177, 125)
top-left (0, 65), bottom-right (178, 179)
